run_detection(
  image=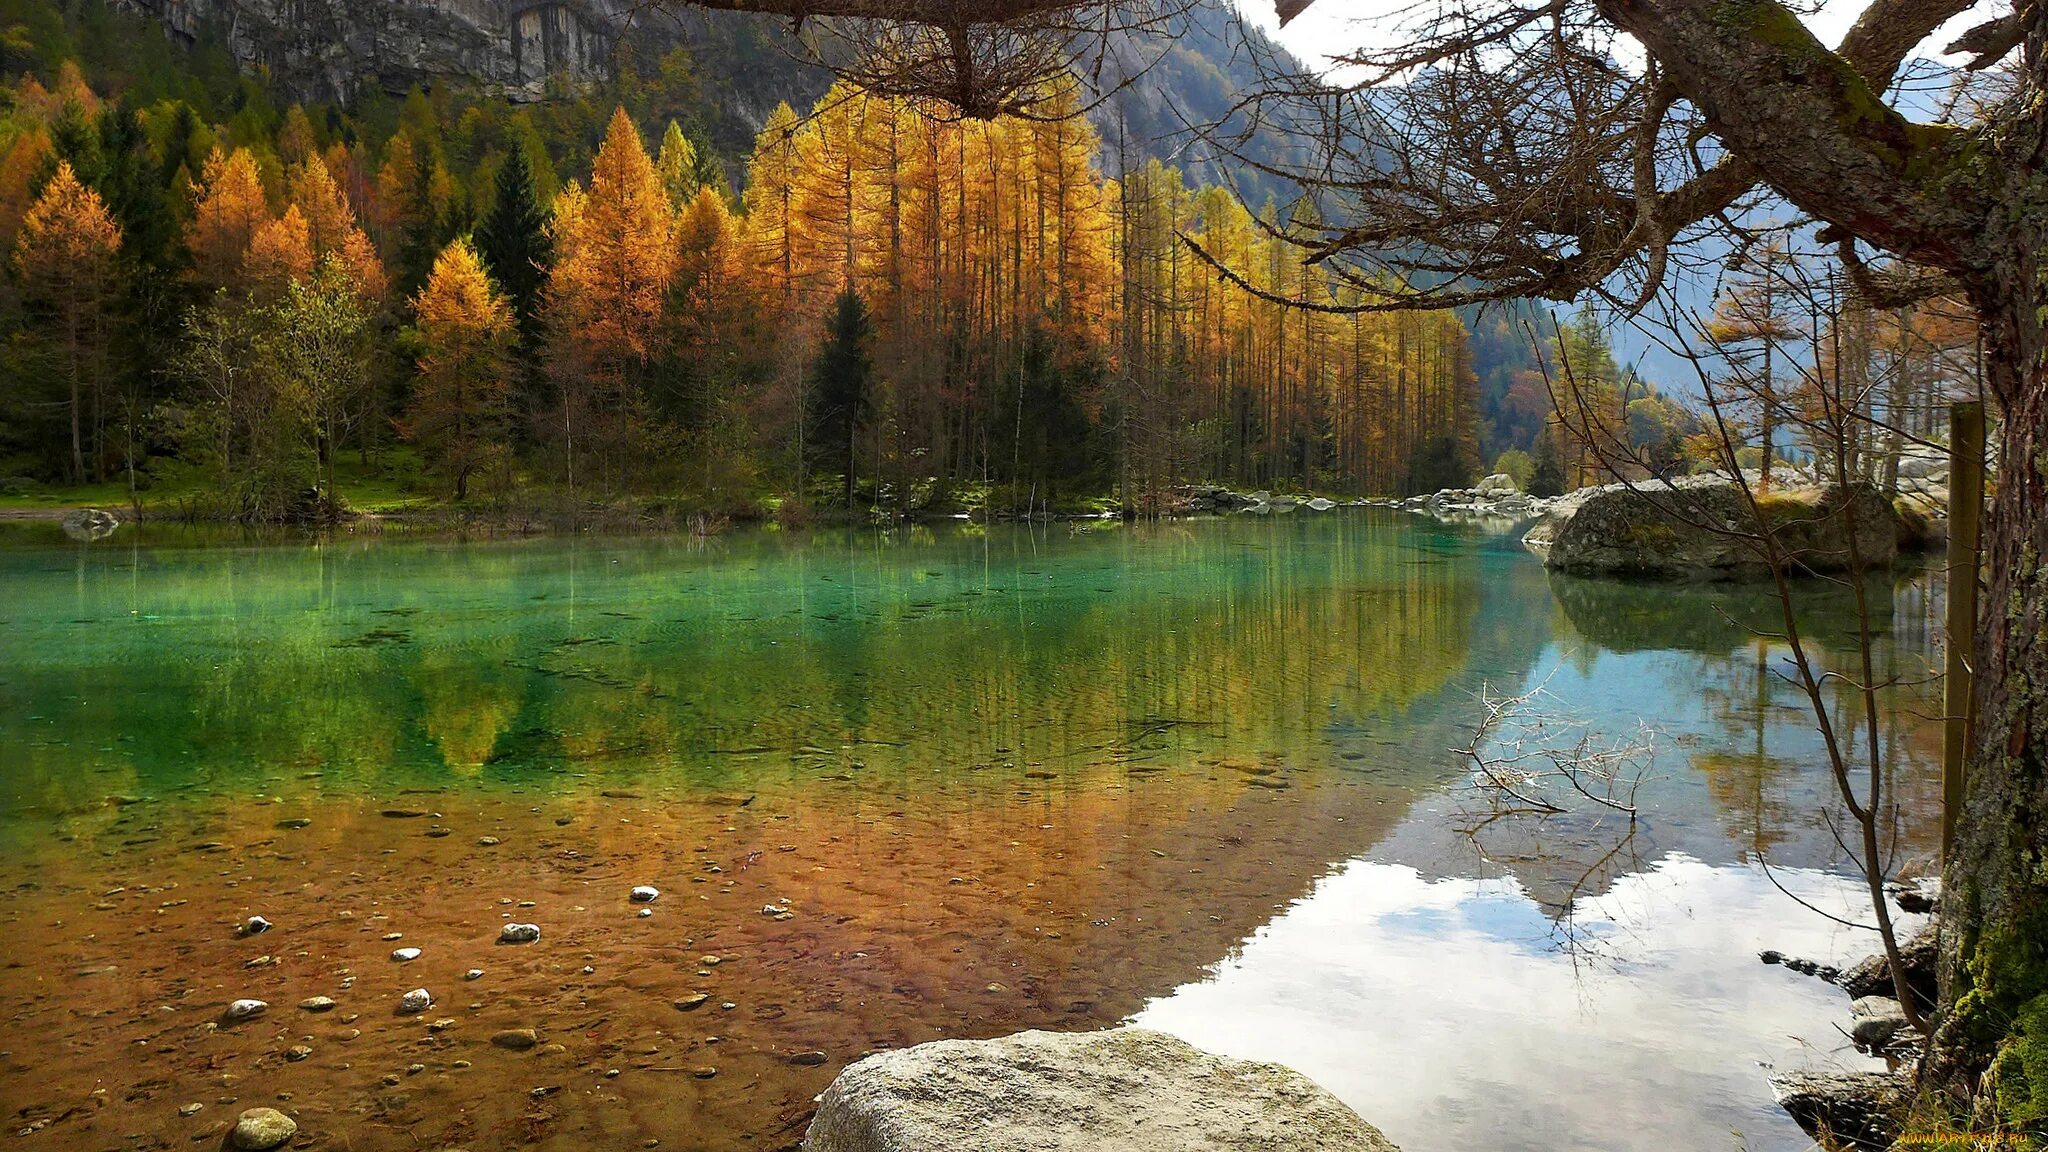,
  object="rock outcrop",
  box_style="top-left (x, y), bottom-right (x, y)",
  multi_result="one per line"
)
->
top-left (1769, 1069), bottom-right (1905, 1150)
top-left (1835, 921), bottom-right (1939, 1009)
top-left (803, 1027), bottom-right (1397, 1152)
top-left (1527, 478), bottom-right (1902, 580)
top-left (122, 0), bottom-right (631, 101)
